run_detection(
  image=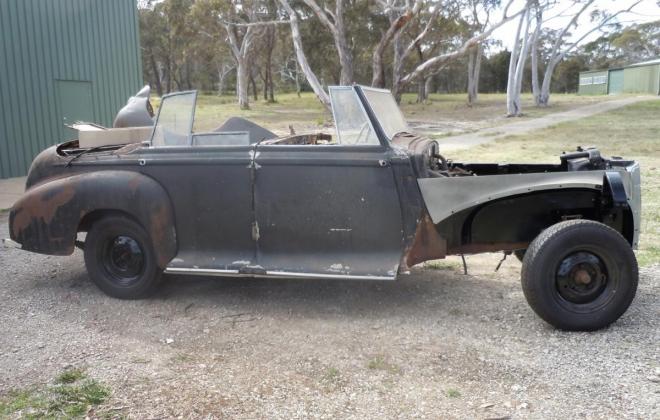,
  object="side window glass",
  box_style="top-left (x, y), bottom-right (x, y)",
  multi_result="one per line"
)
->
top-left (151, 91), bottom-right (196, 147)
top-left (329, 88), bottom-right (379, 145)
